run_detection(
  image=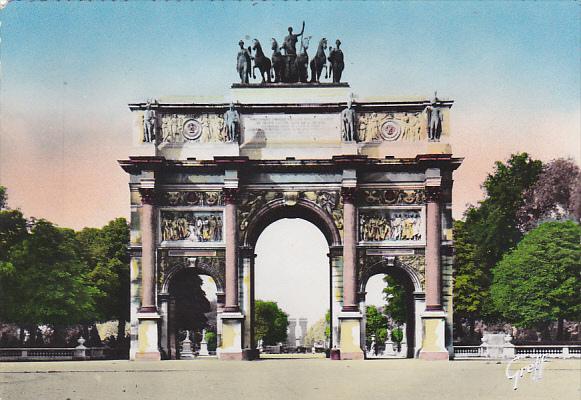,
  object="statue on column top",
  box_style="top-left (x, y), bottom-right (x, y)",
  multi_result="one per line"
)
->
top-left (143, 100), bottom-right (157, 143)
top-left (223, 103), bottom-right (240, 143)
top-left (427, 91), bottom-right (442, 141)
top-left (341, 96), bottom-right (357, 142)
